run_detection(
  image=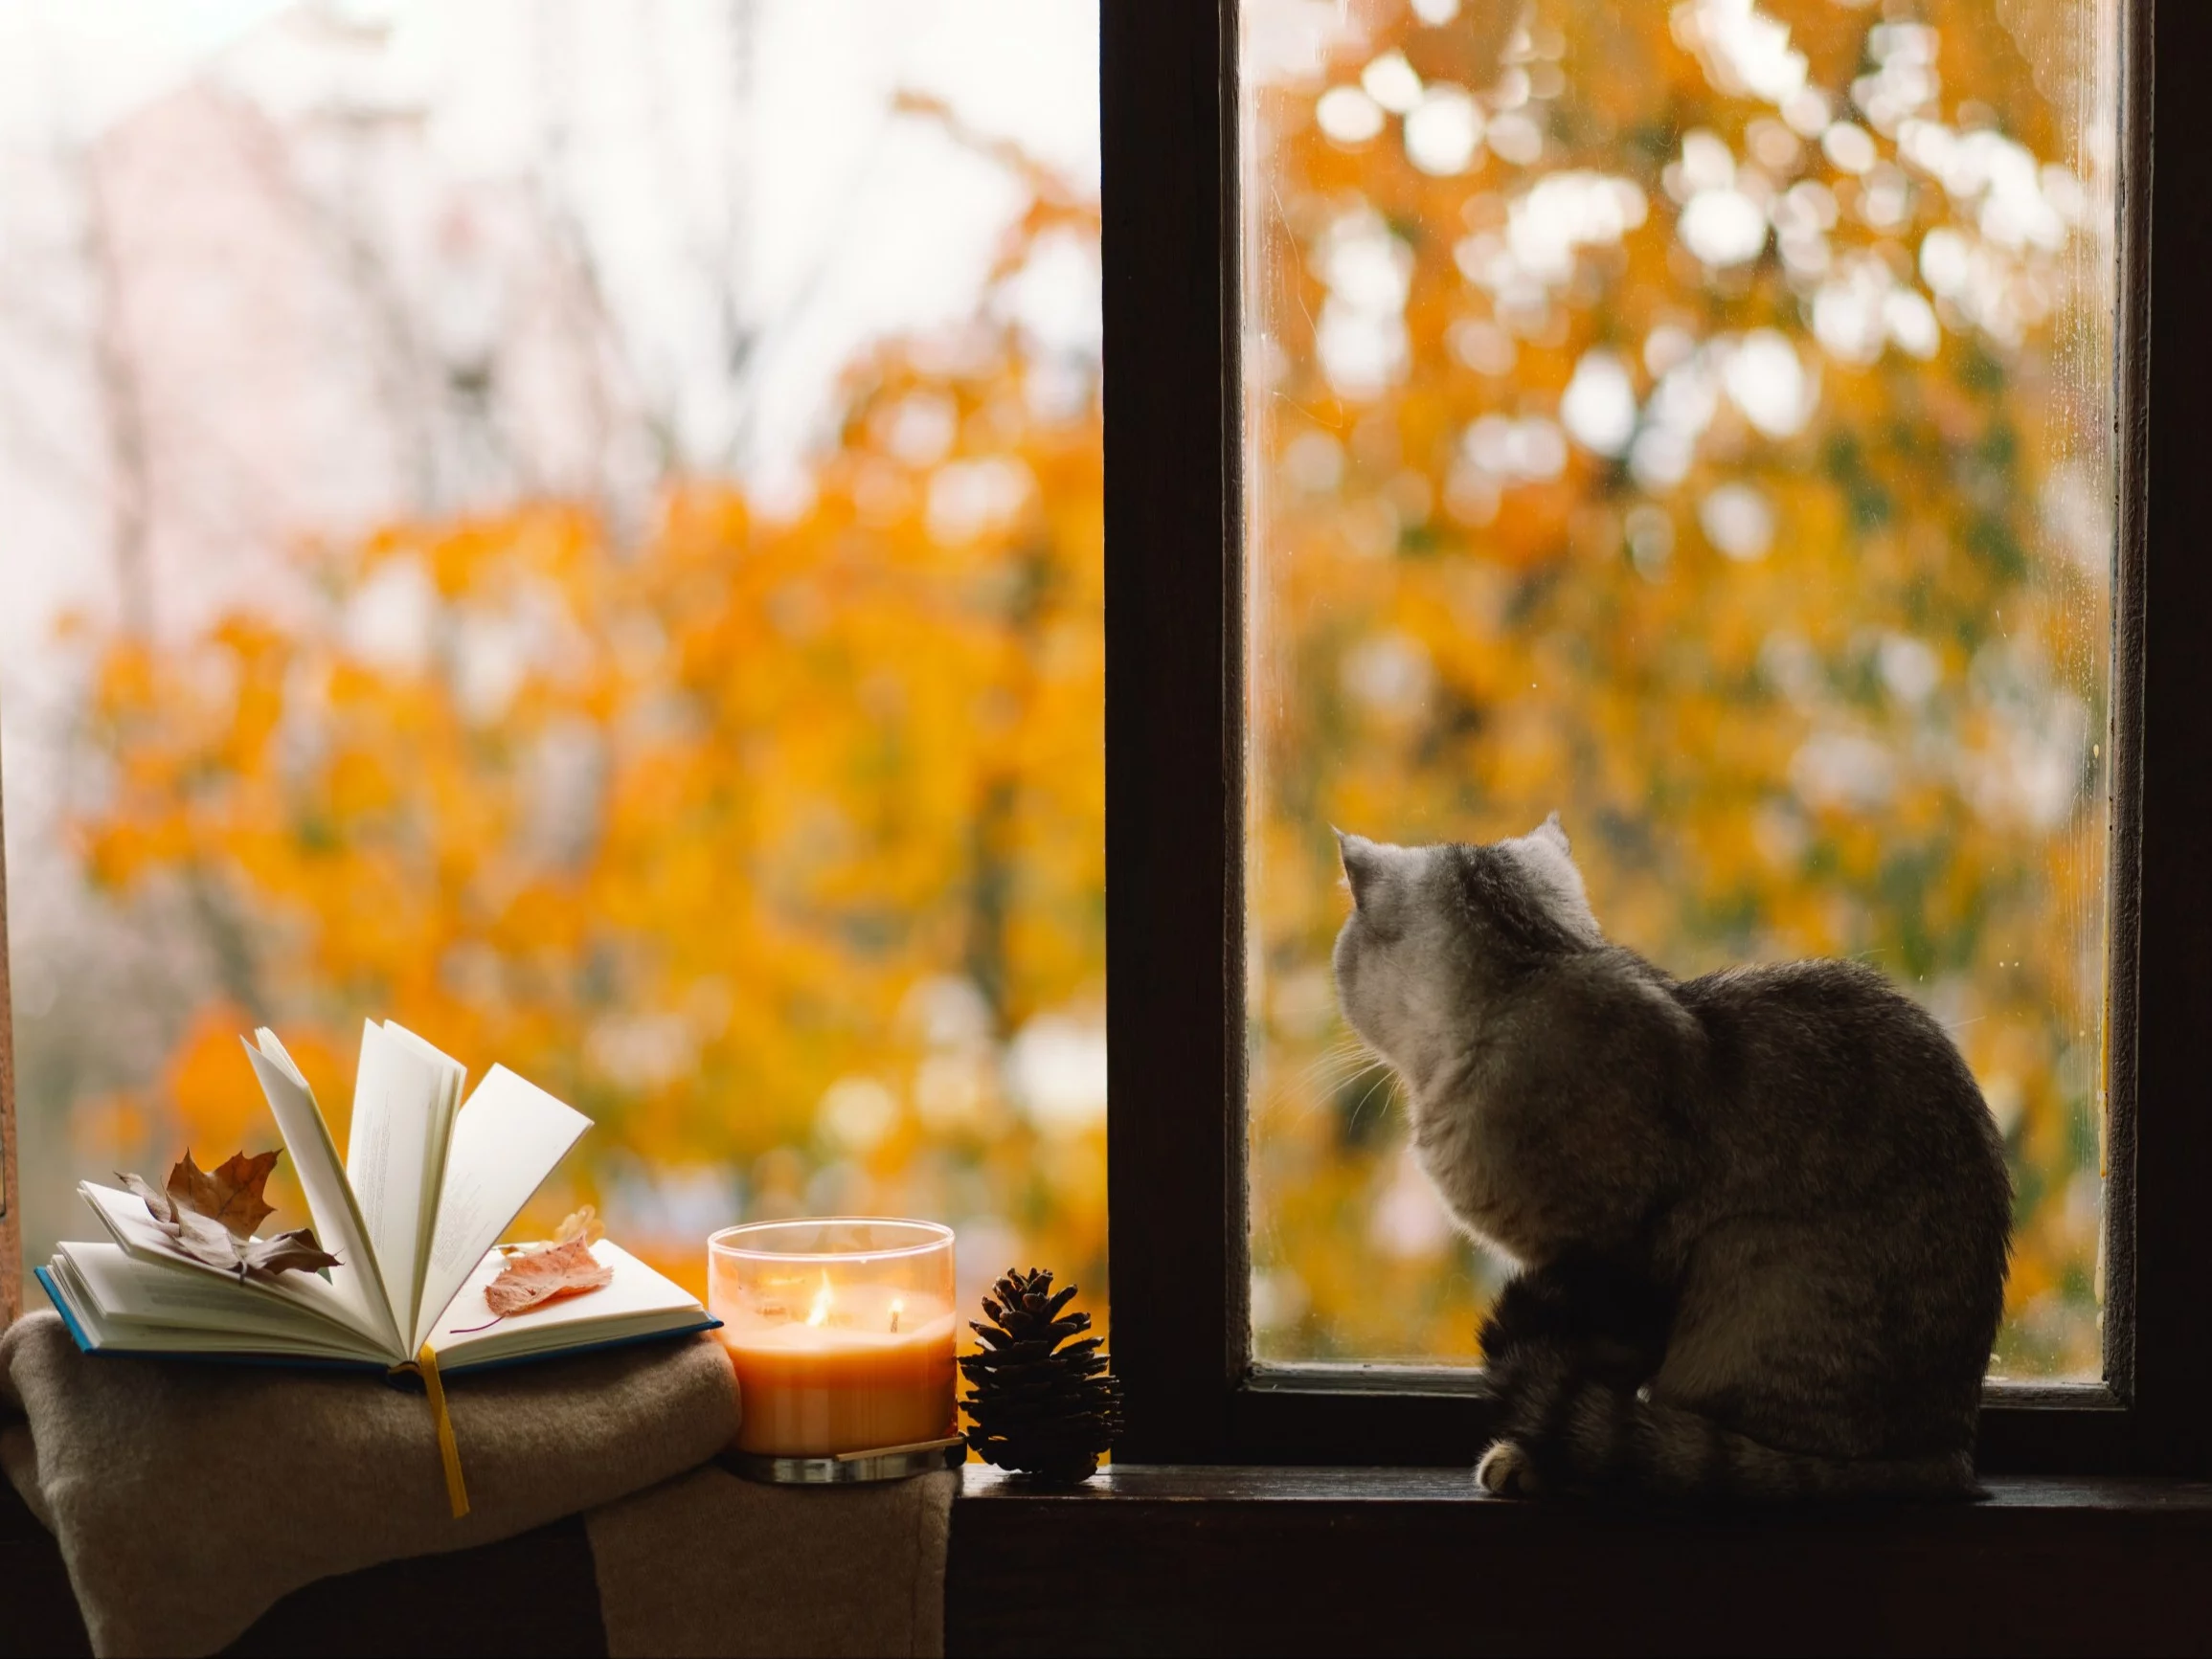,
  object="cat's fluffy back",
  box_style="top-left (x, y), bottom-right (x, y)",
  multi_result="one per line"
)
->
top-left (1666, 958), bottom-right (2012, 1370)
top-left (1672, 957), bottom-right (2009, 1221)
